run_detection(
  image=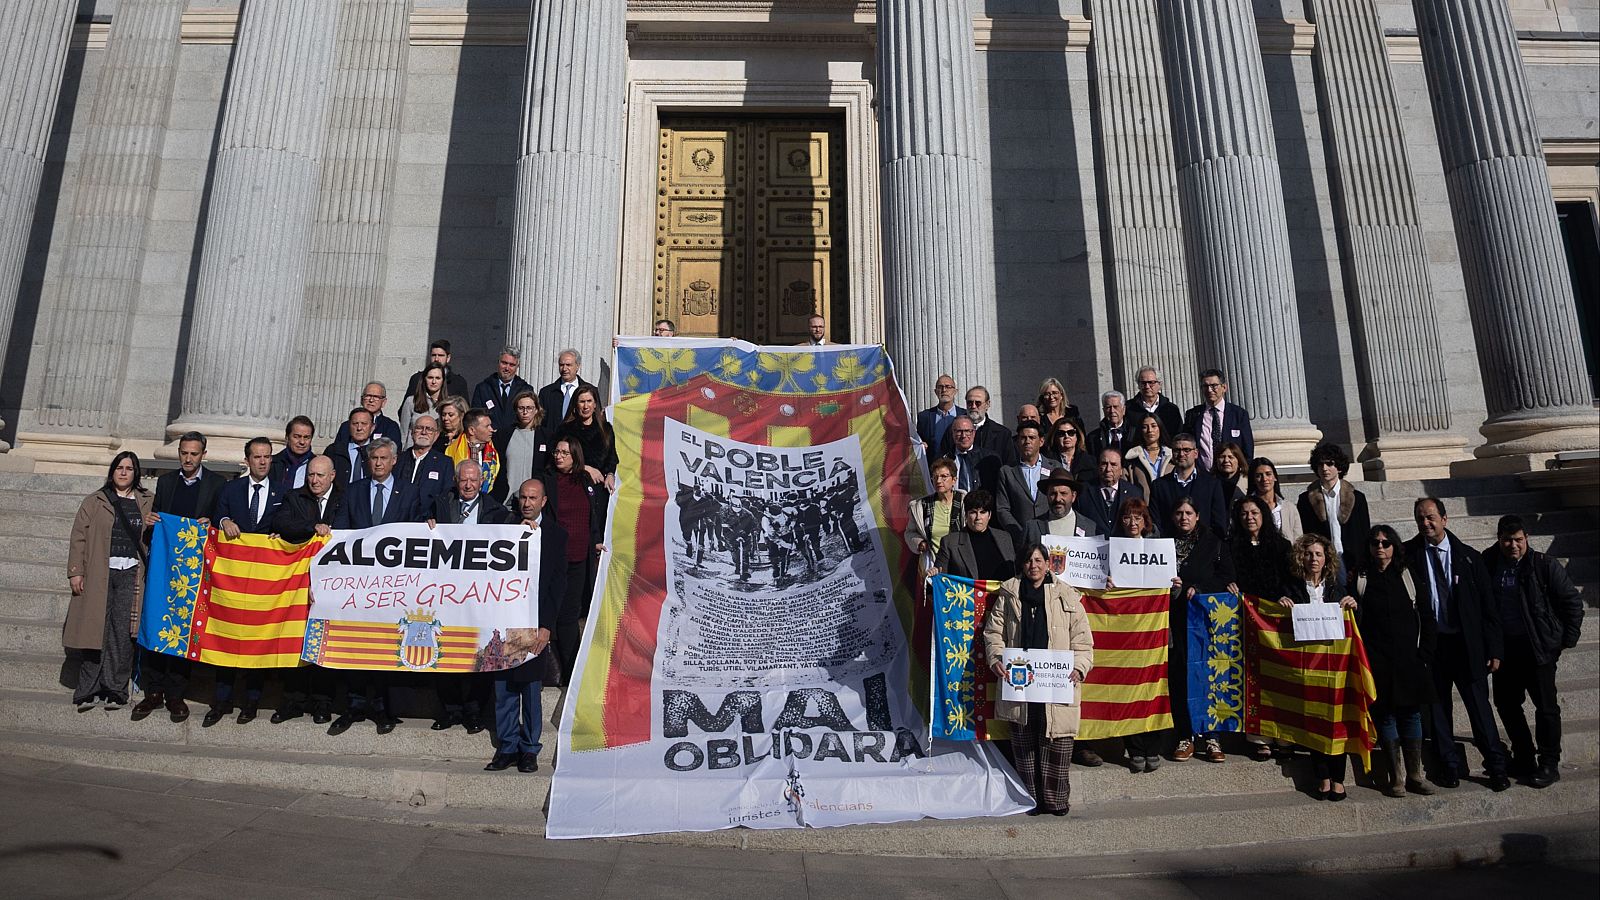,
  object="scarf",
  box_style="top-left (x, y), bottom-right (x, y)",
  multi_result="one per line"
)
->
top-left (445, 433), bottom-right (500, 493)
top-left (1018, 576), bottom-right (1051, 650)
top-left (1303, 479), bottom-right (1355, 525)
